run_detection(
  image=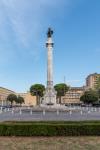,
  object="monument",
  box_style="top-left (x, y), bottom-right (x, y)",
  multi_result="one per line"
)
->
top-left (41, 28), bottom-right (57, 106)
